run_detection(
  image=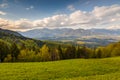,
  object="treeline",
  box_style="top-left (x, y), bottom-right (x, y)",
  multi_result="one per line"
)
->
top-left (0, 39), bottom-right (120, 62)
